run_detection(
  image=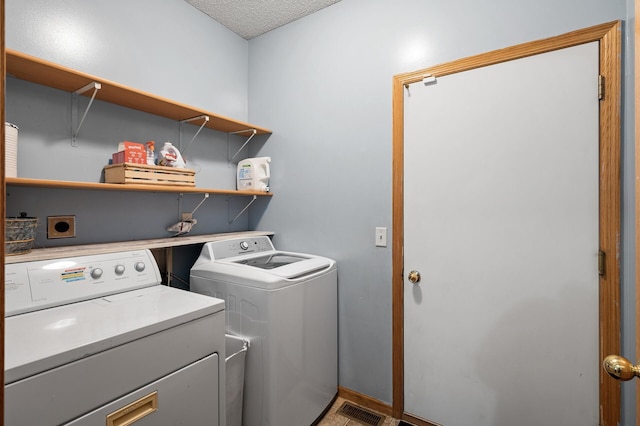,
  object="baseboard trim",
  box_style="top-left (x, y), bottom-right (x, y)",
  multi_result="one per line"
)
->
top-left (336, 387), bottom-right (441, 426)
top-left (402, 412), bottom-right (442, 426)
top-left (337, 386), bottom-right (393, 417)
